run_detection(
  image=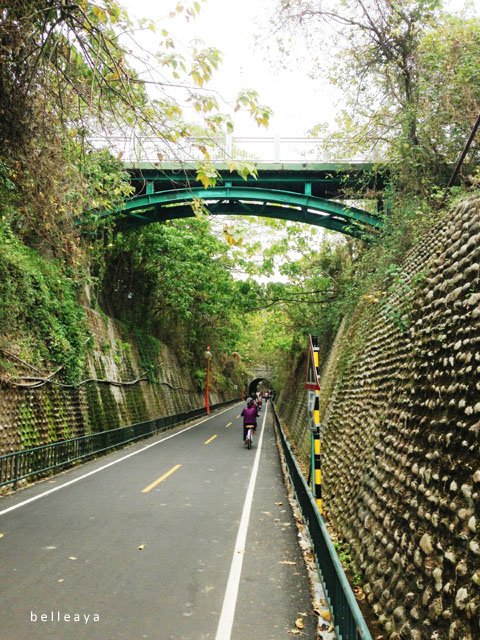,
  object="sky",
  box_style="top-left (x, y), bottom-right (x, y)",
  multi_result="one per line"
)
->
top-left (122, 0), bottom-right (339, 137)
top-left (122, 0), bottom-right (480, 141)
